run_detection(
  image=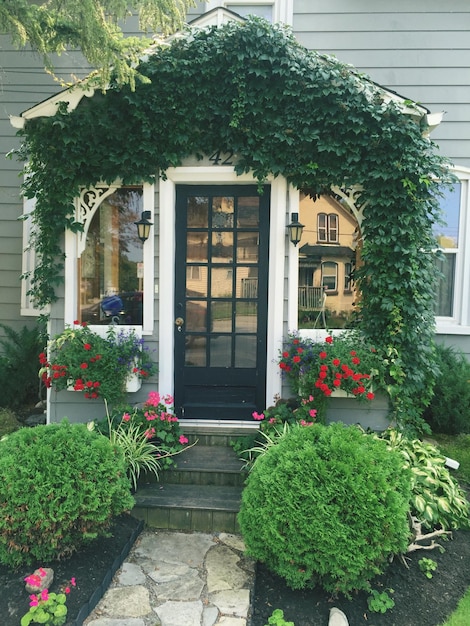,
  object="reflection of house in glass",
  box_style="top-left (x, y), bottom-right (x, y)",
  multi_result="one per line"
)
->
top-left (298, 194), bottom-right (358, 328)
